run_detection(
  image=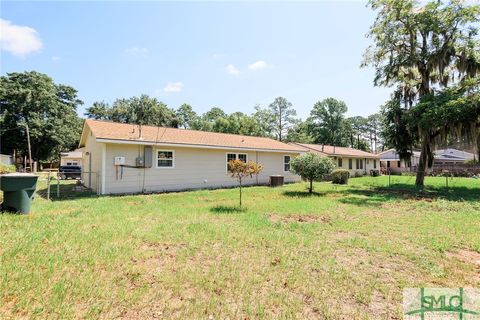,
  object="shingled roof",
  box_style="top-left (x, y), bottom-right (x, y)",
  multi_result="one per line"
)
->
top-left (80, 119), bottom-right (306, 153)
top-left (291, 143), bottom-right (379, 158)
